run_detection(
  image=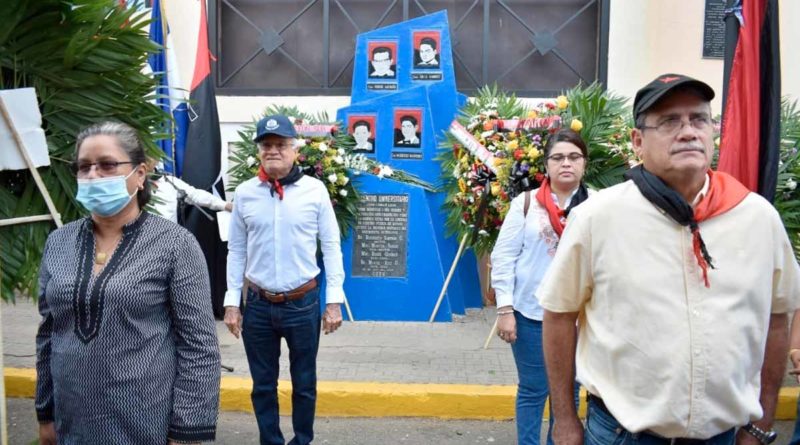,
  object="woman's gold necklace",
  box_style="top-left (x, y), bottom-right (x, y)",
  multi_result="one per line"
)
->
top-left (95, 234), bottom-right (123, 265)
